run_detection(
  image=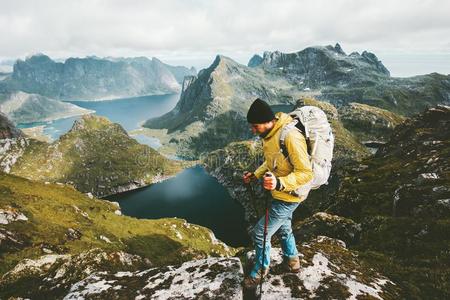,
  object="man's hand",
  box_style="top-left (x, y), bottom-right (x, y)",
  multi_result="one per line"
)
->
top-left (243, 171), bottom-right (256, 184)
top-left (263, 172), bottom-right (277, 190)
